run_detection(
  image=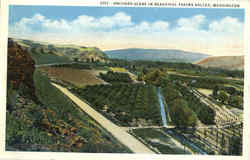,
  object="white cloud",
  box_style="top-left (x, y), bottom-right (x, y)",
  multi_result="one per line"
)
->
top-left (132, 21), bottom-right (151, 32)
top-left (104, 12), bottom-right (133, 27)
top-left (209, 16), bottom-right (243, 33)
top-left (152, 21), bottom-right (169, 31)
top-left (42, 19), bottom-right (71, 31)
top-left (71, 12), bottom-right (133, 30)
top-left (11, 14), bottom-right (45, 33)
top-left (177, 14), bottom-right (206, 31)
top-left (9, 13), bottom-right (244, 36)
top-left (120, 20), bottom-right (169, 33)
top-left (10, 13), bottom-right (71, 35)
top-left (10, 12), bottom-right (171, 35)
top-left (10, 12), bottom-right (134, 34)
top-left (9, 13), bottom-right (244, 56)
